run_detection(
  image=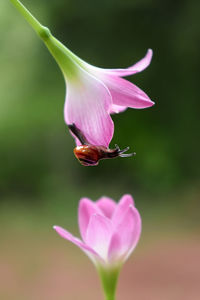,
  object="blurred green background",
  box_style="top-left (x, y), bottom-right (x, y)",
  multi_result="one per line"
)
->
top-left (0, 0), bottom-right (200, 299)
